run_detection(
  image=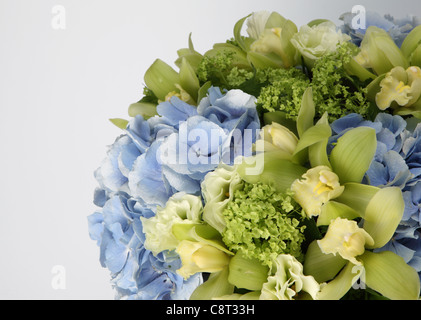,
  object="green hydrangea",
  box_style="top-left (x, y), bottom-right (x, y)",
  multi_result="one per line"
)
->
top-left (255, 68), bottom-right (310, 119)
top-left (310, 43), bottom-right (371, 121)
top-left (222, 182), bottom-right (306, 267)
